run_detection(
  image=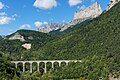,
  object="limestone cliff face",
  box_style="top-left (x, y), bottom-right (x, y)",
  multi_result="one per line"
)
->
top-left (37, 23), bottom-right (64, 33)
top-left (37, 19), bottom-right (88, 33)
top-left (106, 0), bottom-right (120, 11)
top-left (74, 2), bottom-right (102, 20)
top-left (60, 18), bottom-right (89, 32)
top-left (37, 2), bottom-right (102, 33)
top-left (22, 43), bottom-right (31, 49)
top-left (9, 32), bottom-right (25, 41)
